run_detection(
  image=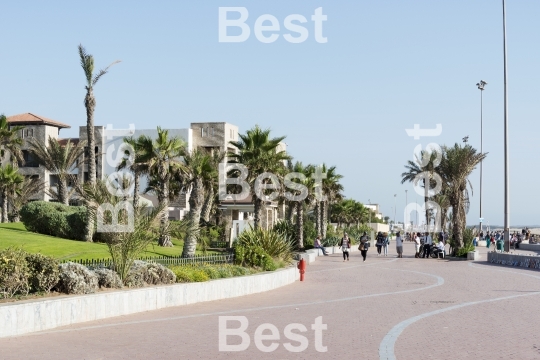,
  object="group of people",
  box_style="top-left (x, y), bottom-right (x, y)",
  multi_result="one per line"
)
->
top-left (313, 231), bottom-right (447, 261)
